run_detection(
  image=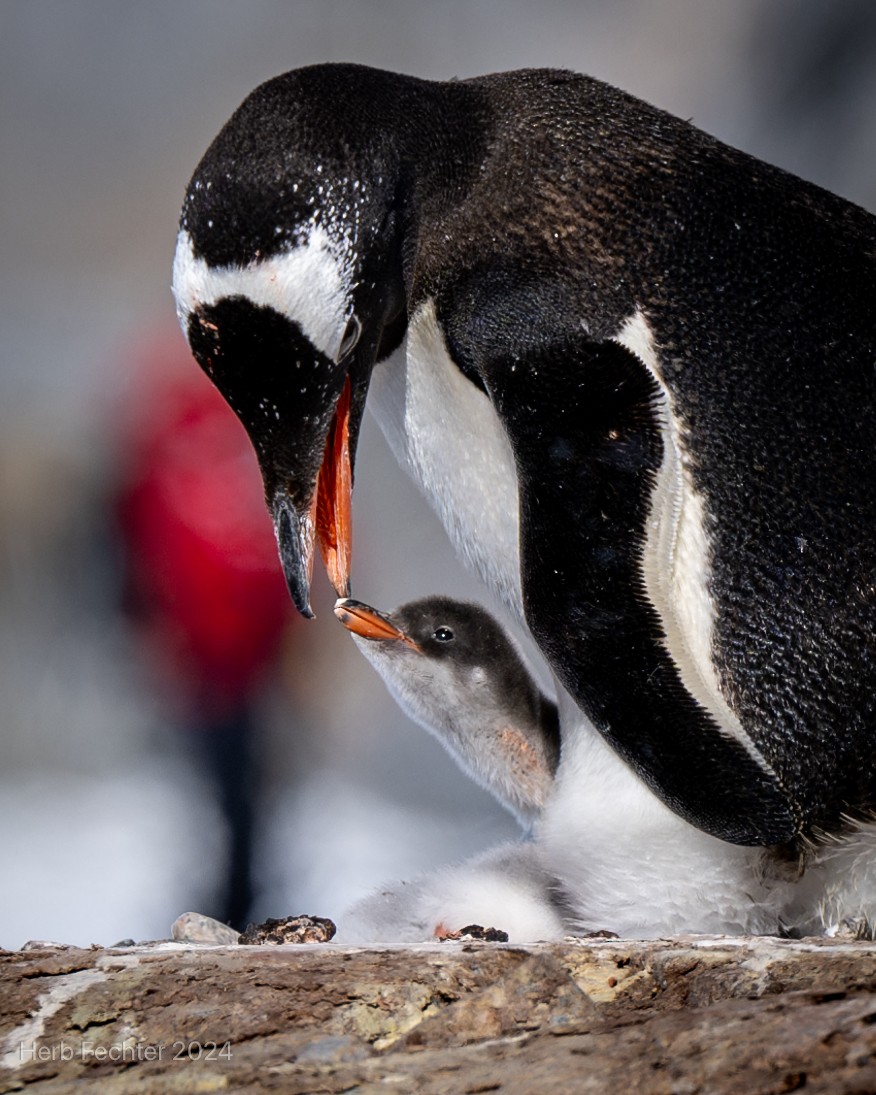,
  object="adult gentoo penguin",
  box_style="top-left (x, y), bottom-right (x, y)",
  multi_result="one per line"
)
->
top-left (173, 64), bottom-right (876, 938)
top-left (334, 595), bottom-right (560, 829)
